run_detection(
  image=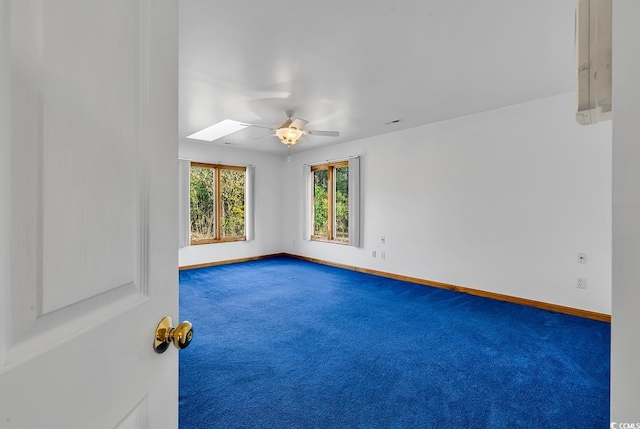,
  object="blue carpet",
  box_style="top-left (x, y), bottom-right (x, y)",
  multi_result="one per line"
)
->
top-left (179, 256), bottom-right (610, 428)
